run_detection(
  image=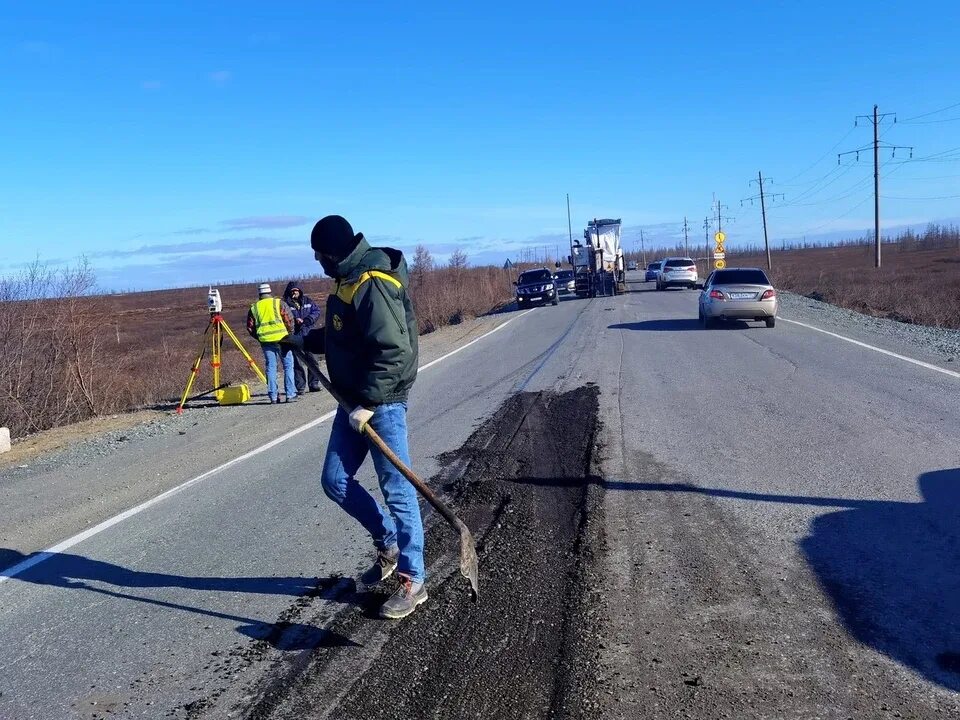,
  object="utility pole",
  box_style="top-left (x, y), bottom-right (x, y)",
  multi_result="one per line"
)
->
top-left (639, 229), bottom-right (647, 266)
top-left (741, 171), bottom-right (784, 270)
top-left (839, 105), bottom-right (912, 268)
top-left (703, 216), bottom-right (712, 274)
top-left (682, 217), bottom-right (690, 256)
top-left (713, 198), bottom-right (733, 233)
